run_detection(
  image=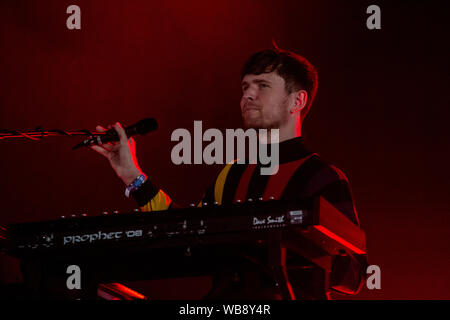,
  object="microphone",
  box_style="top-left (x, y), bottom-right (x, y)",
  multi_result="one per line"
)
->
top-left (72, 118), bottom-right (158, 150)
